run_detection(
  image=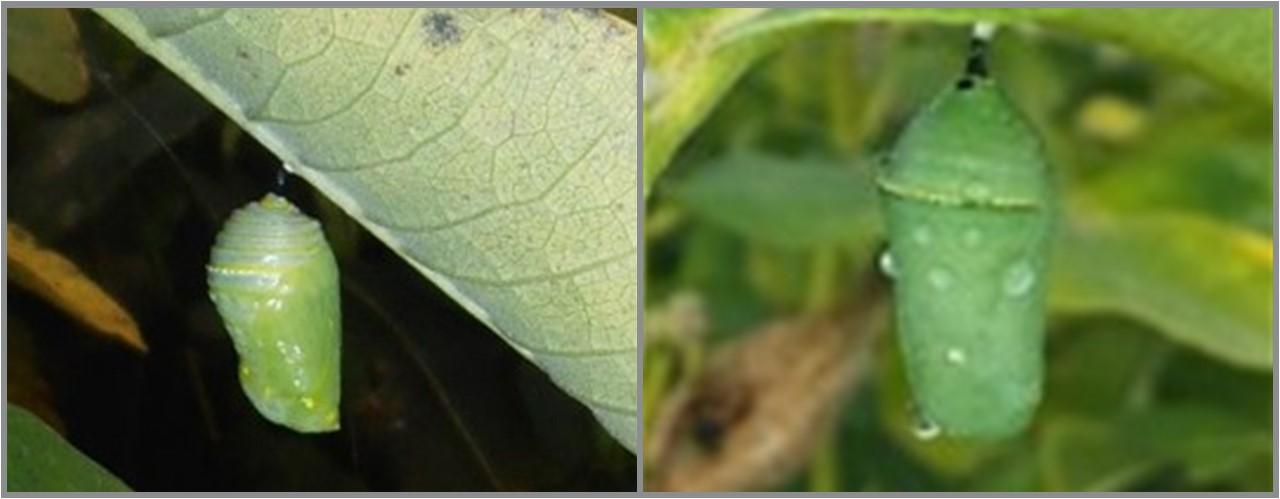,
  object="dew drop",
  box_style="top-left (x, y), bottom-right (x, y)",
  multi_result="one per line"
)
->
top-left (927, 268), bottom-right (953, 290)
top-left (945, 348), bottom-right (967, 365)
top-left (912, 226), bottom-right (933, 245)
top-left (1004, 261), bottom-right (1036, 297)
top-left (878, 250), bottom-right (898, 278)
